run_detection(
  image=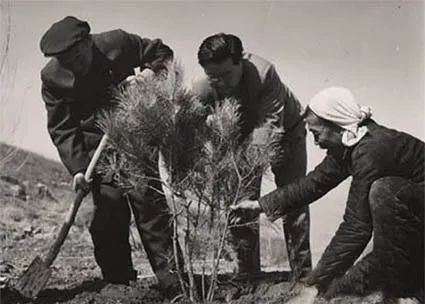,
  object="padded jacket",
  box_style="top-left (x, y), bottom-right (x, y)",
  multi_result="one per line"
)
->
top-left (259, 120), bottom-right (424, 290)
